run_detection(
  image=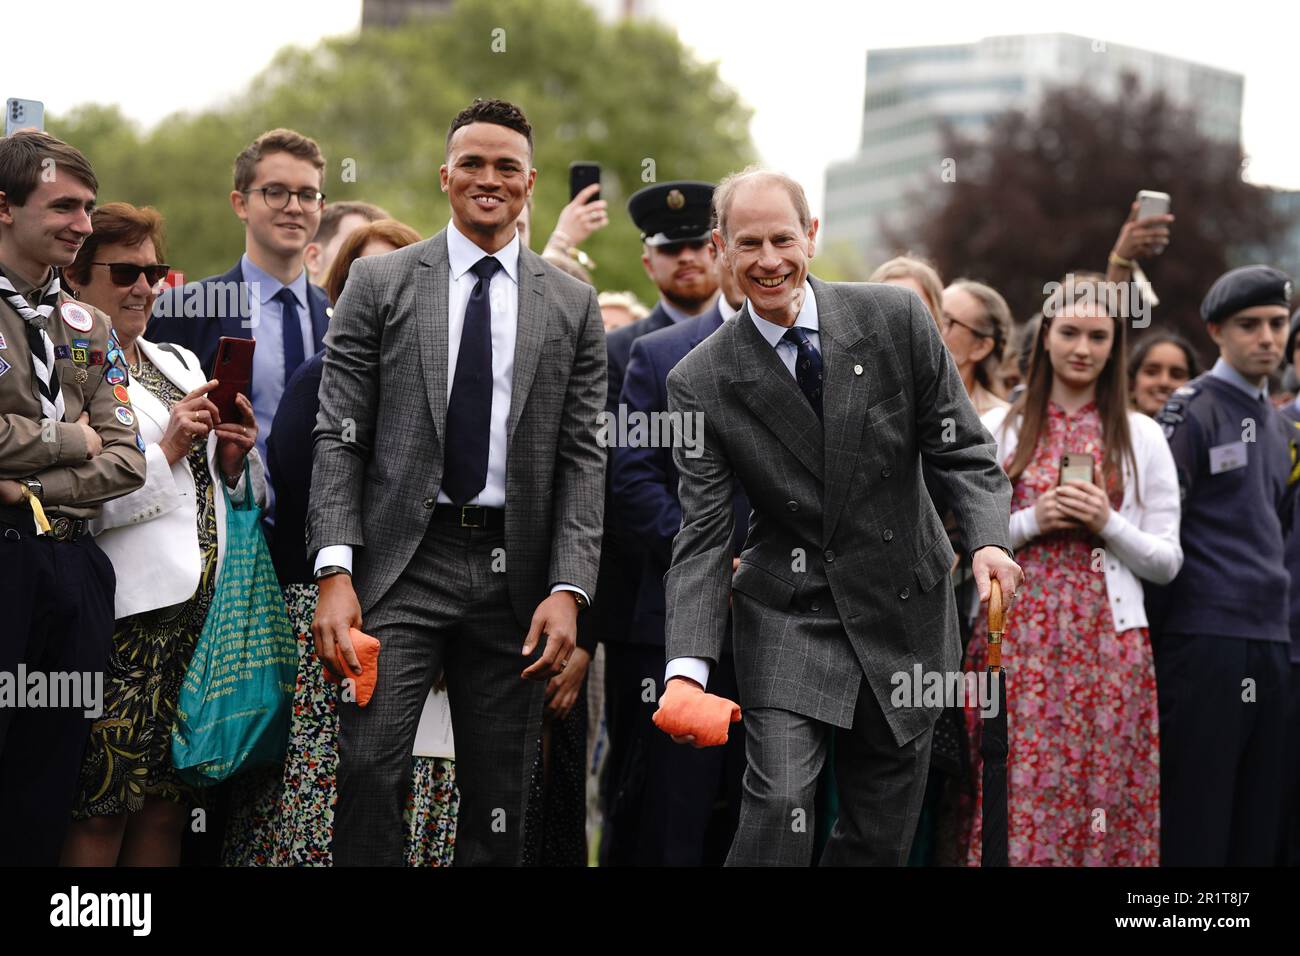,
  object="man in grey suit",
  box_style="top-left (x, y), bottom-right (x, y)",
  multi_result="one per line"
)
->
top-left (308, 99), bottom-right (606, 866)
top-left (657, 167), bottom-right (1021, 865)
